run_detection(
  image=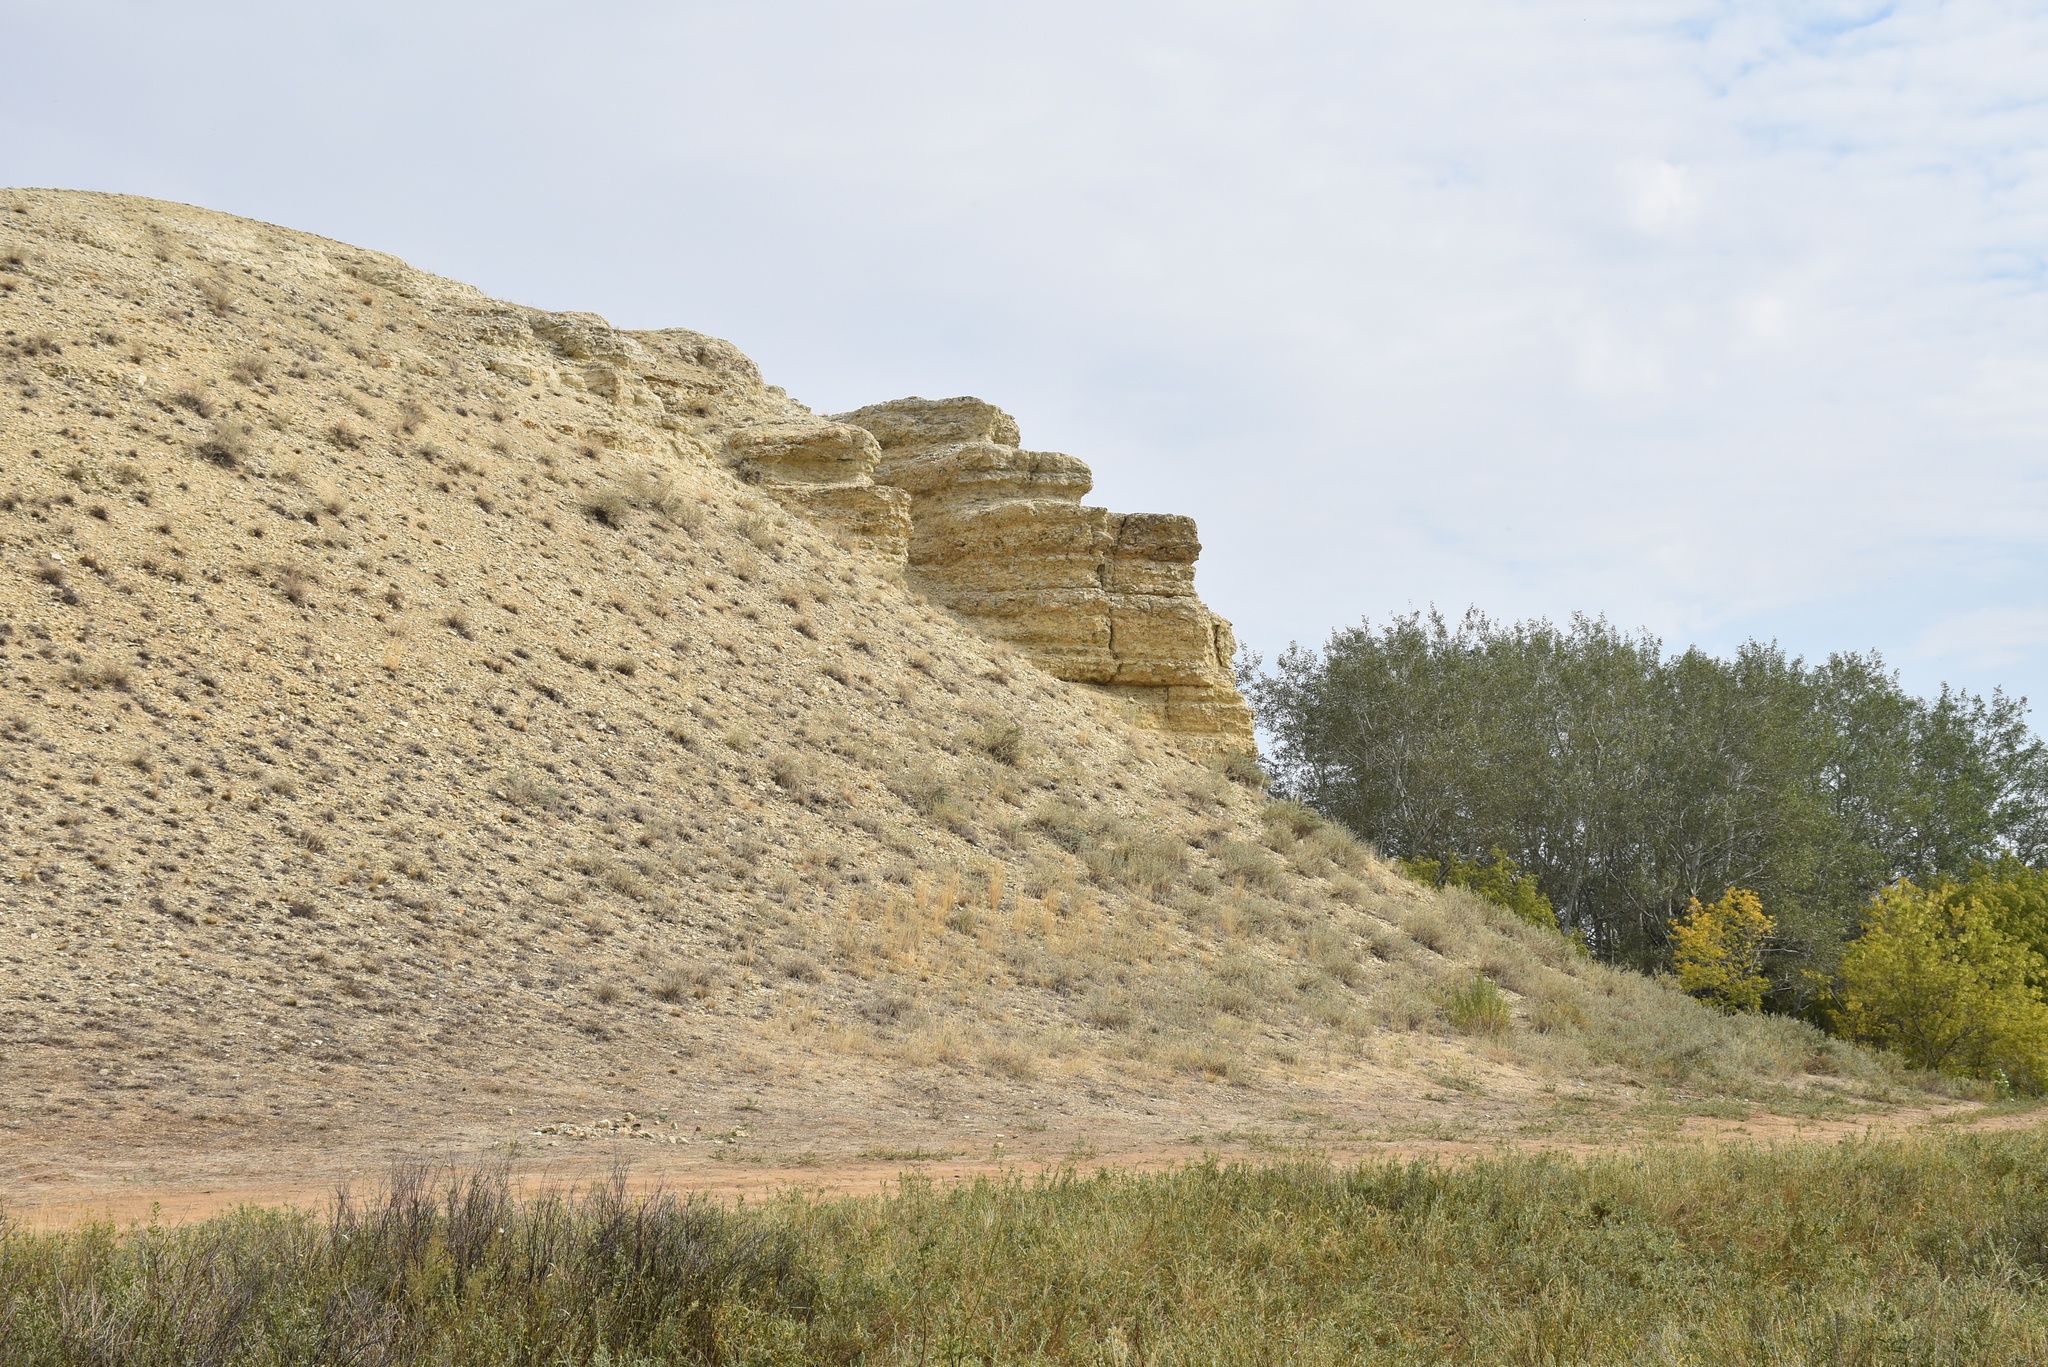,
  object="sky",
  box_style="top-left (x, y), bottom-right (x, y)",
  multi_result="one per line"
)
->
top-left (8, 0), bottom-right (2048, 716)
